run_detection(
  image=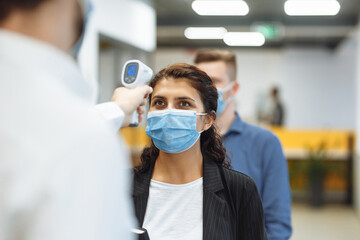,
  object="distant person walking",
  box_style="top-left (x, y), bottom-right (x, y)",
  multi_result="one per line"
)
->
top-left (270, 86), bottom-right (285, 126)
